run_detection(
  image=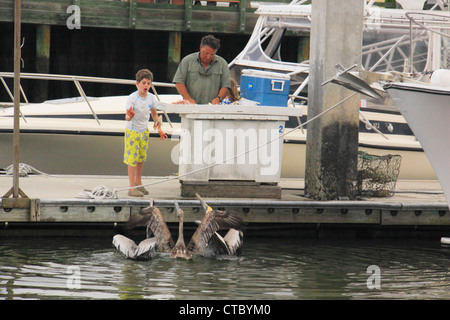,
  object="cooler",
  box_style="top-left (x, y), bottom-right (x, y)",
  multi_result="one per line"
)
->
top-left (240, 69), bottom-right (290, 107)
